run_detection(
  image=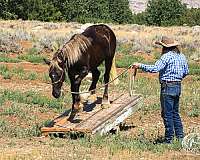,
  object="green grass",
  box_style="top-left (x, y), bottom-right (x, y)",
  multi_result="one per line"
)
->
top-left (0, 64), bottom-right (43, 81)
top-left (67, 134), bottom-right (182, 154)
top-left (0, 48), bottom-right (47, 64)
top-left (116, 55), bottom-right (144, 68)
top-left (18, 54), bottom-right (47, 64)
top-left (0, 89), bottom-right (71, 138)
top-left (42, 73), bottom-right (51, 83)
top-left (0, 90), bottom-right (68, 110)
top-left (116, 43), bottom-right (133, 55)
top-left (189, 63), bottom-right (200, 75)
top-left (0, 119), bottom-right (41, 138)
top-left (27, 72), bottom-right (37, 80)
top-left (0, 55), bottom-right (21, 63)
top-left (188, 106), bottom-right (200, 117)
top-left (0, 42), bottom-right (199, 157)
top-left (0, 103), bottom-right (23, 116)
top-left (0, 65), bottom-right (12, 79)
